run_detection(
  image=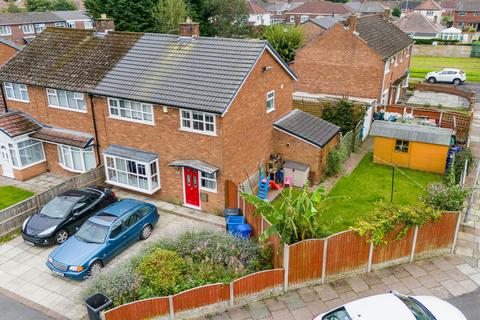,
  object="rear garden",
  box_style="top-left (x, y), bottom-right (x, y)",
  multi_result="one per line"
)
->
top-left (0, 186), bottom-right (33, 210)
top-left (410, 56), bottom-right (480, 82)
